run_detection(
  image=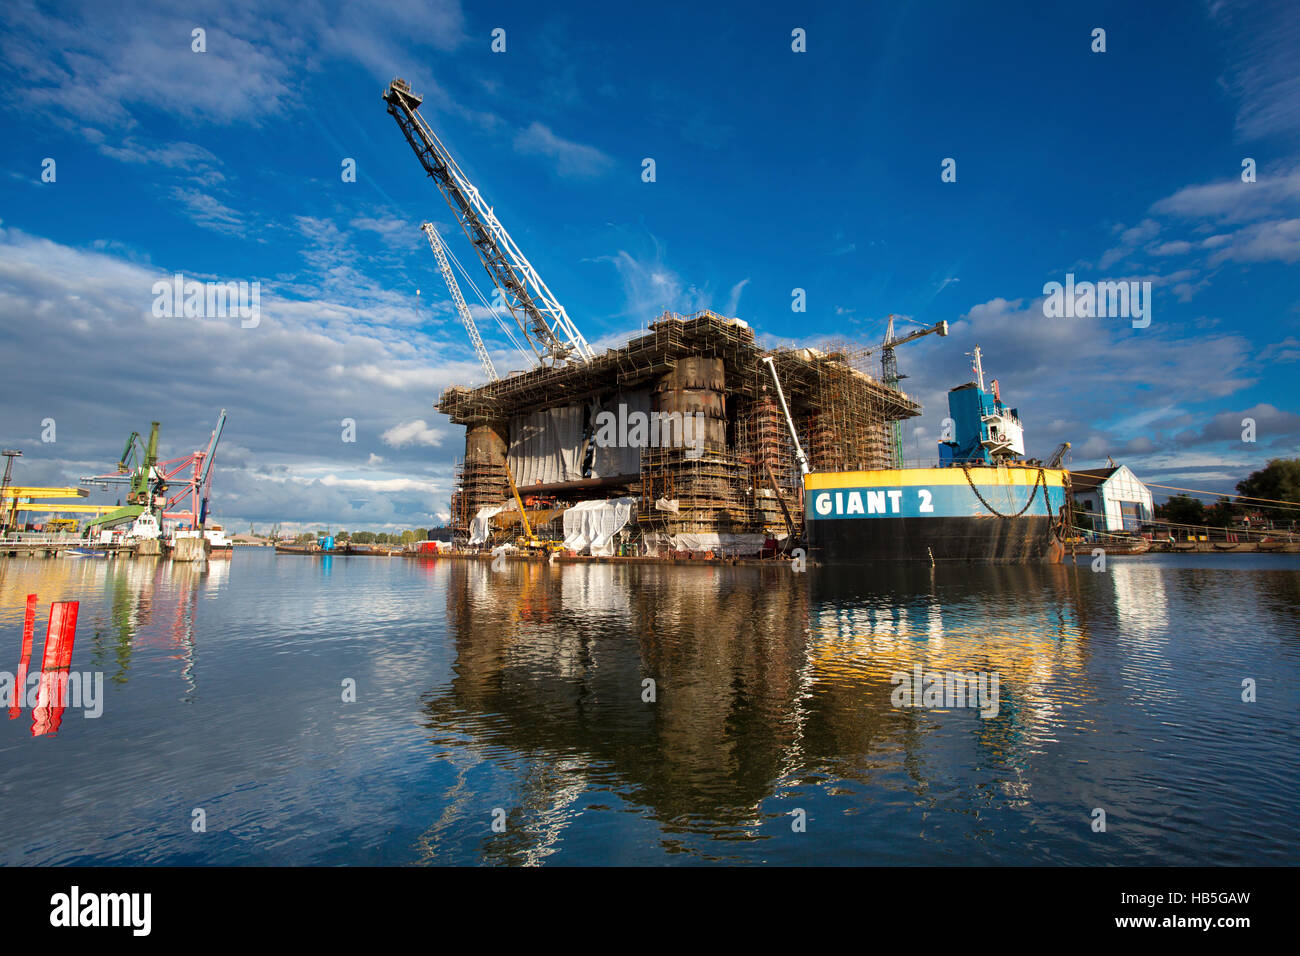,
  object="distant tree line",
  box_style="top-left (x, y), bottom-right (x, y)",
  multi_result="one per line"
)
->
top-left (1154, 458), bottom-right (1300, 527)
top-left (290, 526), bottom-right (455, 545)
